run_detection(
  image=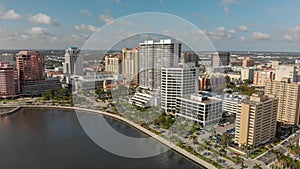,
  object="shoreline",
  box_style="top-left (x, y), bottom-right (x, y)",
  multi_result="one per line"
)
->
top-left (3, 105), bottom-right (216, 169)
